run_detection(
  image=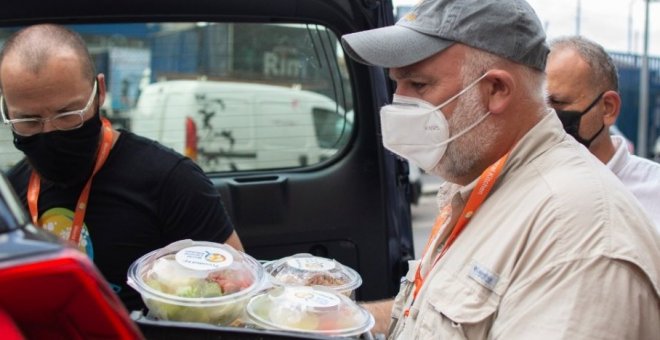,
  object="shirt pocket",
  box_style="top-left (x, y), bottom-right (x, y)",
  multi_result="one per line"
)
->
top-left (389, 260), bottom-right (419, 337)
top-left (415, 271), bottom-right (500, 340)
top-left (392, 260), bottom-right (419, 317)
